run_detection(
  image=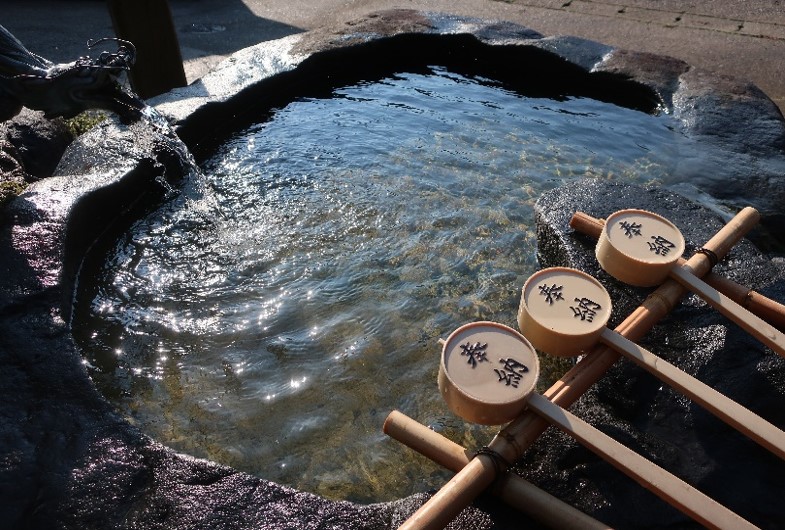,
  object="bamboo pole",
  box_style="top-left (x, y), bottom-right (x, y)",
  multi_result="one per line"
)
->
top-left (570, 211), bottom-right (785, 332)
top-left (384, 411), bottom-right (612, 530)
top-left (398, 206), bottom-right (761, 530)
